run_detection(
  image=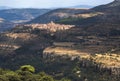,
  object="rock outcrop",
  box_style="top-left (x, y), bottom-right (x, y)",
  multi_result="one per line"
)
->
top-left (16, 22), bottom-right (74, 32)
